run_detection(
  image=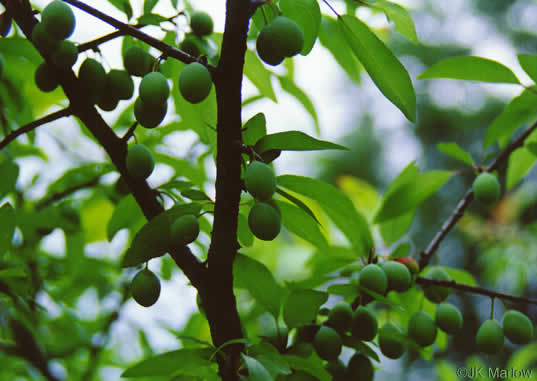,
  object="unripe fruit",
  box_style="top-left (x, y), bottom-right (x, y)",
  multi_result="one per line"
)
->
top-left (256, 24), bottom-right (284, 66)
top-left (41, 1), bottom-right (76, 40)
top-left (271, 16), bottom-right (304, 57)
top-left (313, 326), bottom-right (342, 361)
top-left (126, 144), bottom-right (155, 181)
top-left (346, 353), bottom-right (374, 381)
top-left (244, 161), bottom-right (276, 201)
top-left (395, 257), bottom-right (420, 275)
top-left (32, 22), bottom-right (60, 53)
top-left (131, 268), bottom-right (161, 307)
top-left (78, 58), bottom-right (106, 104)
top-left (190, 11), bottom-right (213, 37)
top-left (378, 322), bottom-right (406, 359)
top-left (170, 214), bottom-right (200, 246)
top-left (248, 202), bottom-right (281, 241)
top-left (476, 320), bottom-right (504, 354)
top-left (35, 63), bottom-right (59, 92)
top-left (435, 303), bottom-right (463, 334)
top-left (327, 302), bottom-right (353, 334)
top-left (423, 266), bottom-right (451, 303)
top-left (97, 91), bottom-right (119, 111)
top-left (107, 70), bottom-right (134, 100)
top-left (325, 360), bottom-right (346, 380)
top-left (382, 261), bottom-right (412, 292)
top-left (288, 341), bottom-right (314, 357)
top-left (51, 40), bottom-right (78, 68)
top-left (261, 327), bottom-right (288, 352)
top-left (473, 172), bottom-right (500, 204)
top-left (123, 46), bottom-right (153, 77)
top-left (502, 310), bottom-right (534, 344)
top-left (139, 72), bottom-right (169, 108)
top-left (295, 324), bottom-right (320, 343)
top-left (178, 62), bottom-right (212, 104)
top-left (408, 311), bottom-right (437, 347)
top-left (134, 97), bottom-right (168, 129)
top-left (351, 306), bottom-right (378, 341)
top-left (359, 264), bottom-right (388, 295)
top-left (180, 35), bottom-right (201, 57)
